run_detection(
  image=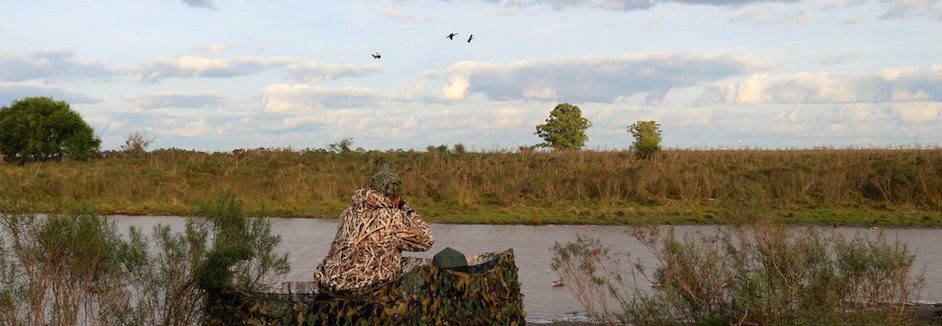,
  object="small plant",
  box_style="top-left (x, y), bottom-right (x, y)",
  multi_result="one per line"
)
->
top-left (535, 103), bottom-right (592, 150)
top-left (627, 120), bottom-right (662, 158)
